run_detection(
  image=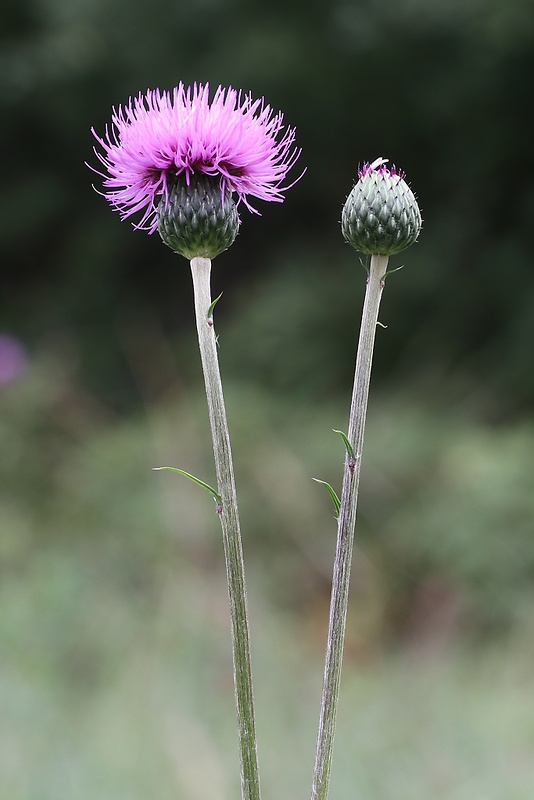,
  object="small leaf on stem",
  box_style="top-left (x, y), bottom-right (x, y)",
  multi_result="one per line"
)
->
top-left (384, 264), bottom-right (404, 278)
top-left (153, 466), bottom-right (222, 505)
top-left (207, 292), bottom-right (223, 324)
top-left (312, 478), bottom-right (341, 518)
top-left (332, 429), bottom-right (356, 463)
